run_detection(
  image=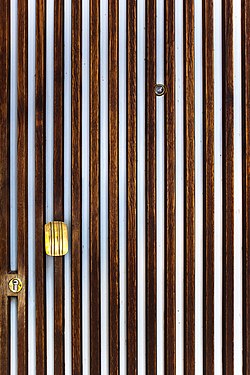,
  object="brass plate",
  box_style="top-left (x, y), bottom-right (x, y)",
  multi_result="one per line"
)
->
top-left (44, 221), bottom-right (68, 256)
top-left (9, 278), bottom-right (23, 293)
